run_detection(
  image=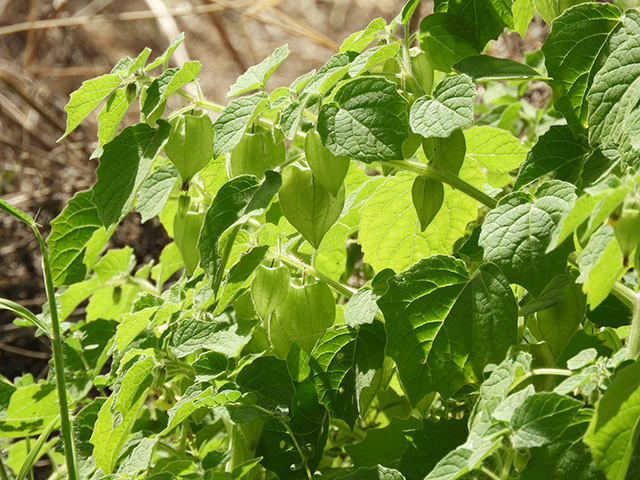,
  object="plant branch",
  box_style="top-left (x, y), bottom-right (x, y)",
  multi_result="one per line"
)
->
top-left (387, 160), bottom-right (498, 209)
